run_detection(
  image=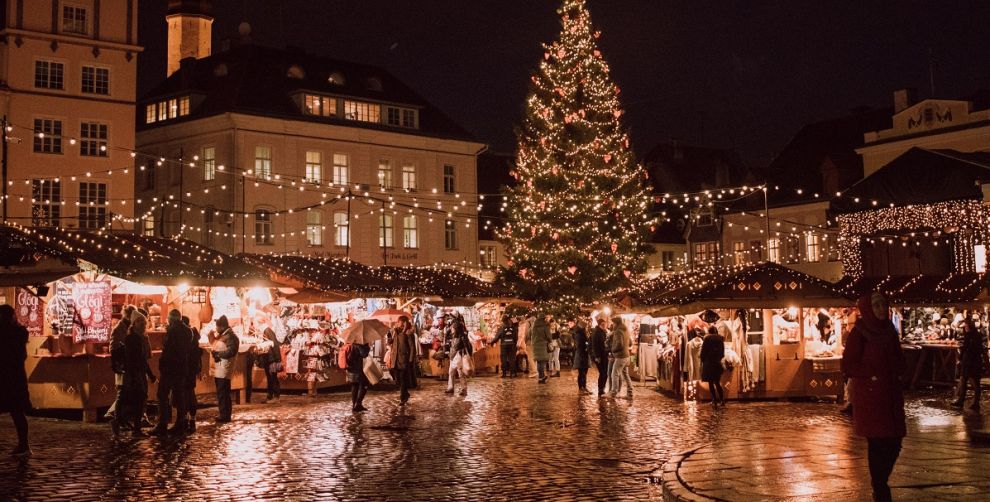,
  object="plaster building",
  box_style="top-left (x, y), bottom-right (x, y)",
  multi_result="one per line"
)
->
top-left (136, 1), bottom-right (485, 267)
top-left (0, 0), bottom-right (141, 228)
